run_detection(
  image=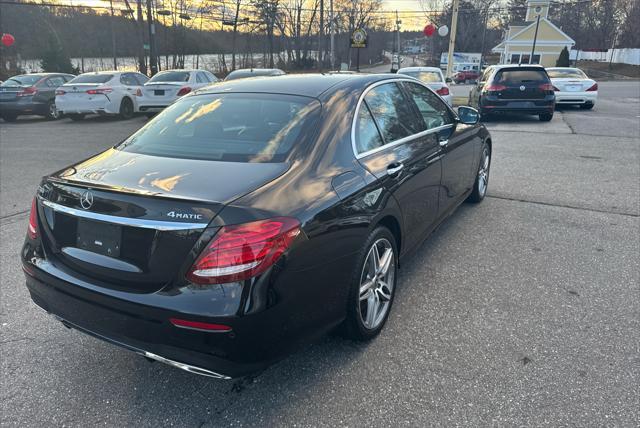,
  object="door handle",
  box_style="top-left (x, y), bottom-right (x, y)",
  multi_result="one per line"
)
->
top-left (439, 139), bottom-right (449, 147)
top-left (387, 163), bottom-right (404, 176)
